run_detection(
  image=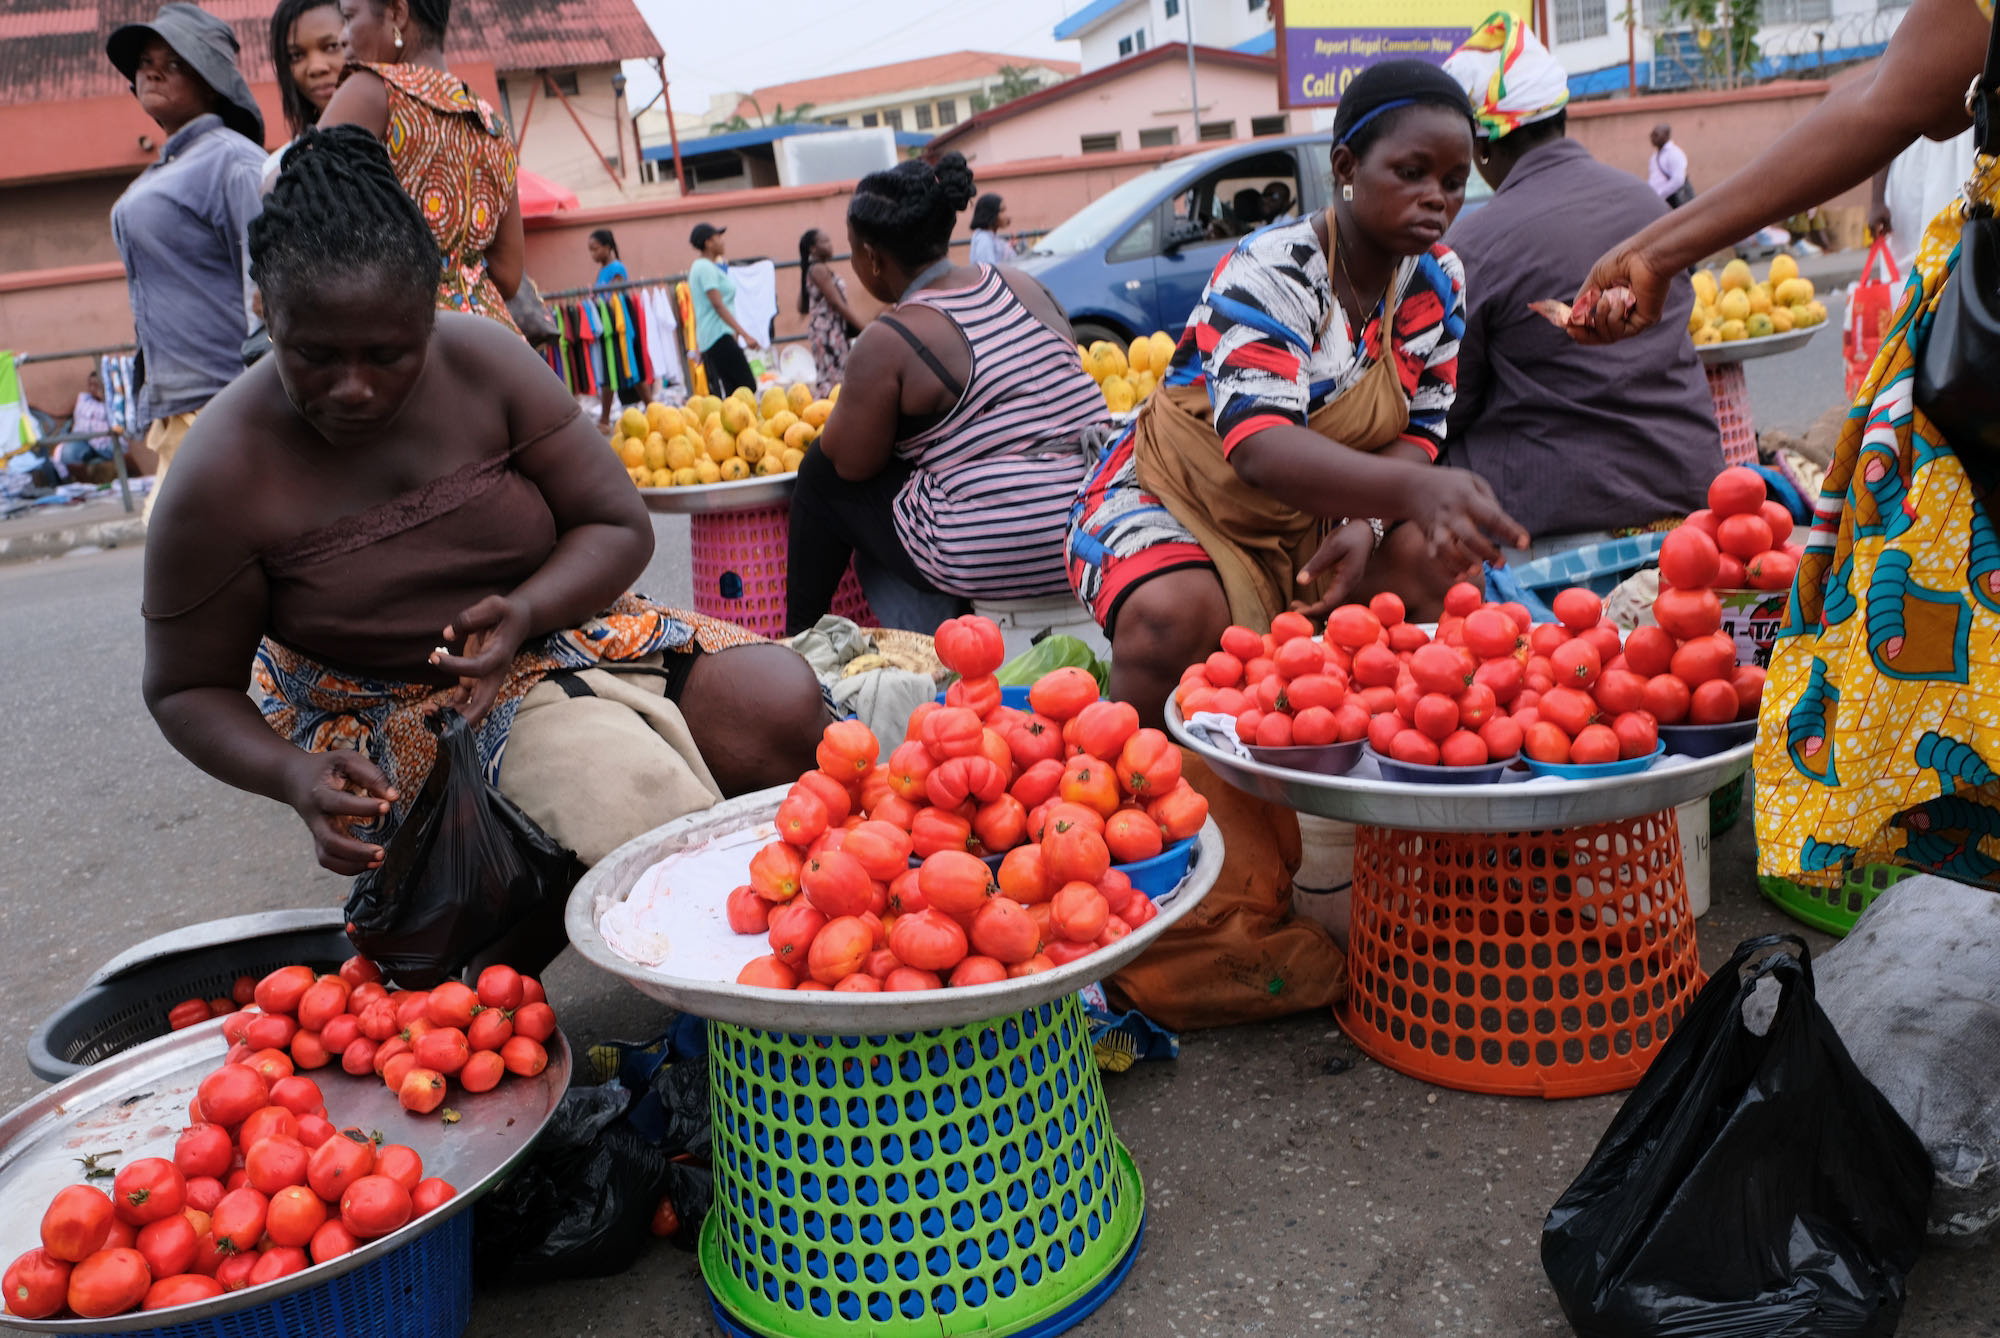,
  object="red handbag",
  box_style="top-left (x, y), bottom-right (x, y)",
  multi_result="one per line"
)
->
top-left (1843, 235), bottom-right (1901, 400)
